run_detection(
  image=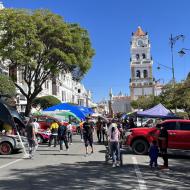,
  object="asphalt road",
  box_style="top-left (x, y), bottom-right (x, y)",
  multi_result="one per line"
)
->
top-left (0, 135), bottom-right (190, 190)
